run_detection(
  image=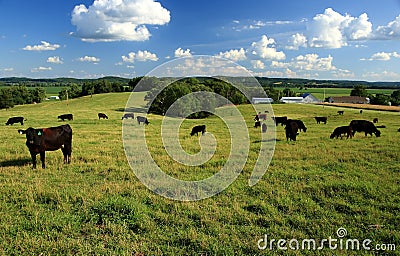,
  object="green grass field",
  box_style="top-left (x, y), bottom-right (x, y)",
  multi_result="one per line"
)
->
top-left (1, 92), bottom-right (399, 255)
